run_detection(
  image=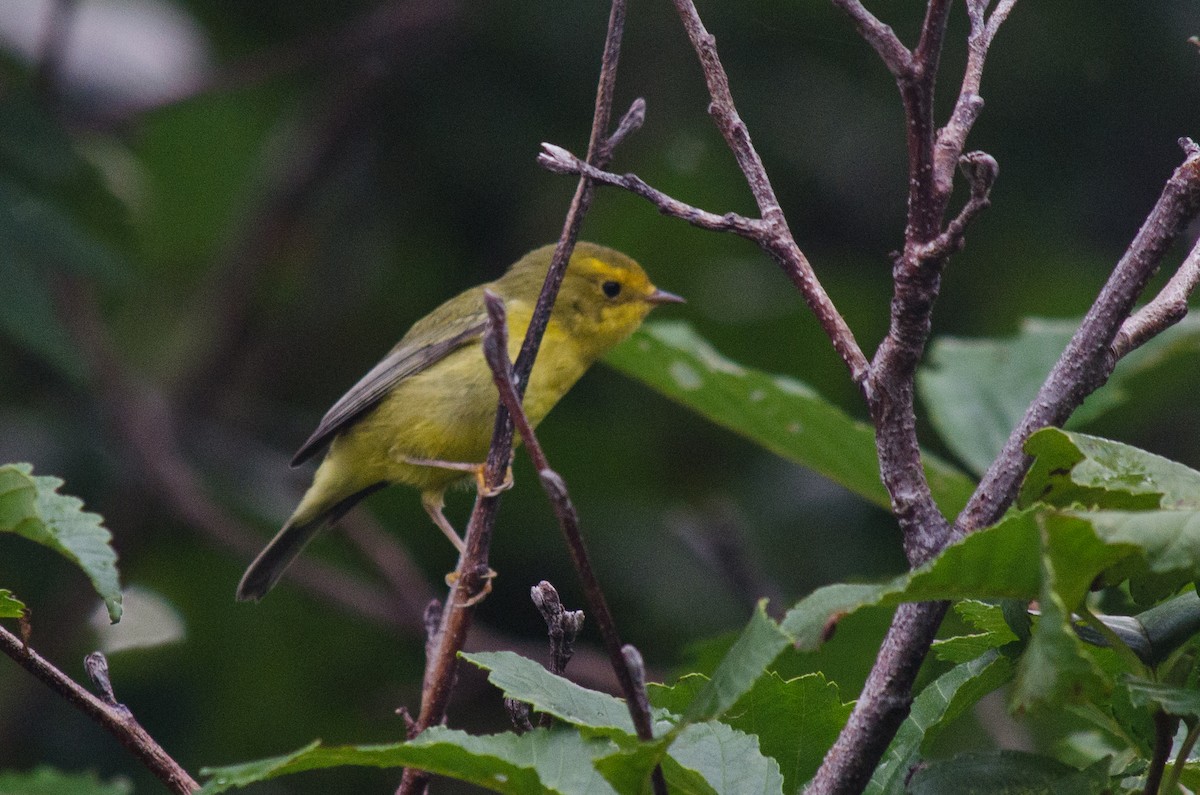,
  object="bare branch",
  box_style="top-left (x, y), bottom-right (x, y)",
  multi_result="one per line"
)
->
top-left (1114, 221), bottom-right (1200, 358)
top-left (538, 144), bottom-right (766, 238)
top-left (806, 602), bottom-right (948, 795)
top-left (828, 0), bottom-right (912, 77)
top-left (934, 0), bottom-right (1018, 194)
top-left (0, 627), bottom-right (198, 793)
top-left (957, 140), bottom-right (1200, 537)
top-left (400, 2), bottom-right (653, 792)
top-left (918, 152), bottom-right (999, 261)
top-left (481, 293), bottom-right (662, 751)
